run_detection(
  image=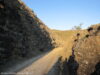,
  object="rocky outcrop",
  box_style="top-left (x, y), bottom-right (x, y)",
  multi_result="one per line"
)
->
top-left (87, 24), bottom-right (100, 36)
top-left (73, 24), bottom-right (100, 75)
top-left (0, 0), bottom-right (54, 65)
top-left (60, 24), bottom-right (100, 75)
